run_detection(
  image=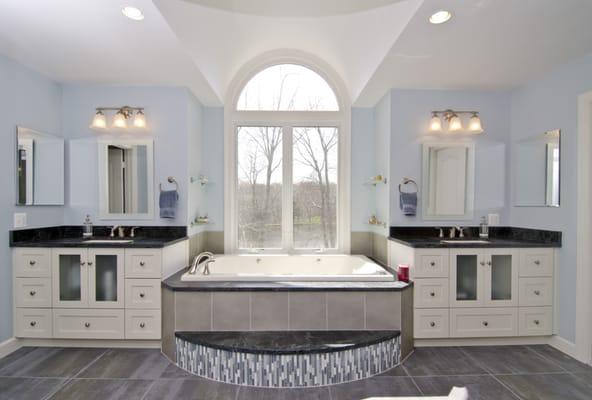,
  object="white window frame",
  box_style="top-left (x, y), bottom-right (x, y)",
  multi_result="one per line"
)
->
top-left (224, 55), bottom-right (351, 254)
